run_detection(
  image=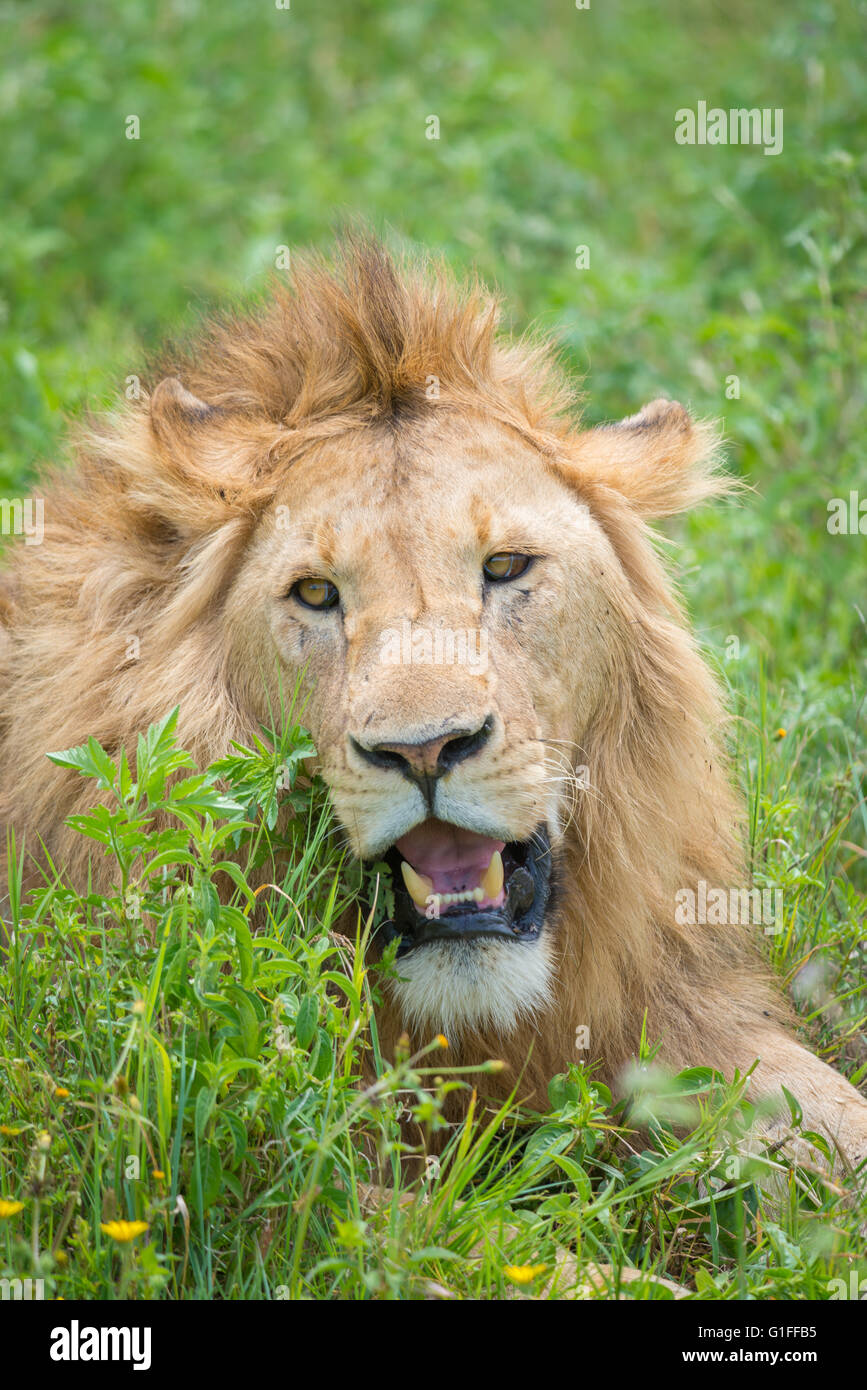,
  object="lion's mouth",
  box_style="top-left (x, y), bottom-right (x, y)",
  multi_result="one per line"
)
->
top-left (376, 819), bottom-right (552, 957)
